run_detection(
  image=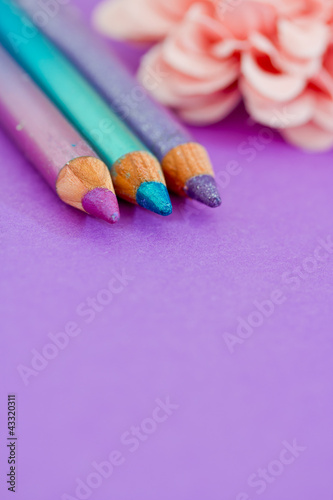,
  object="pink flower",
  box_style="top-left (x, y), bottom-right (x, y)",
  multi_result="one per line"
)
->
top-left (94, 0), bottom-right (333, 150)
